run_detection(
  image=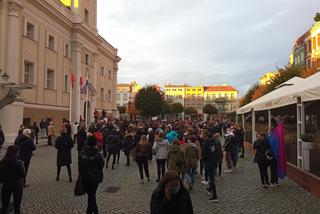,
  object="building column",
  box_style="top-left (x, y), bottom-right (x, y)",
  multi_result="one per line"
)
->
top-left (0, 0), bottom-right (24, 143)
top-left (6, 0), bottom-right (23, 83)
top-left (70, 41), bottom-right (82, 123)
top-left (252, 111), bottom-right (256, 144)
